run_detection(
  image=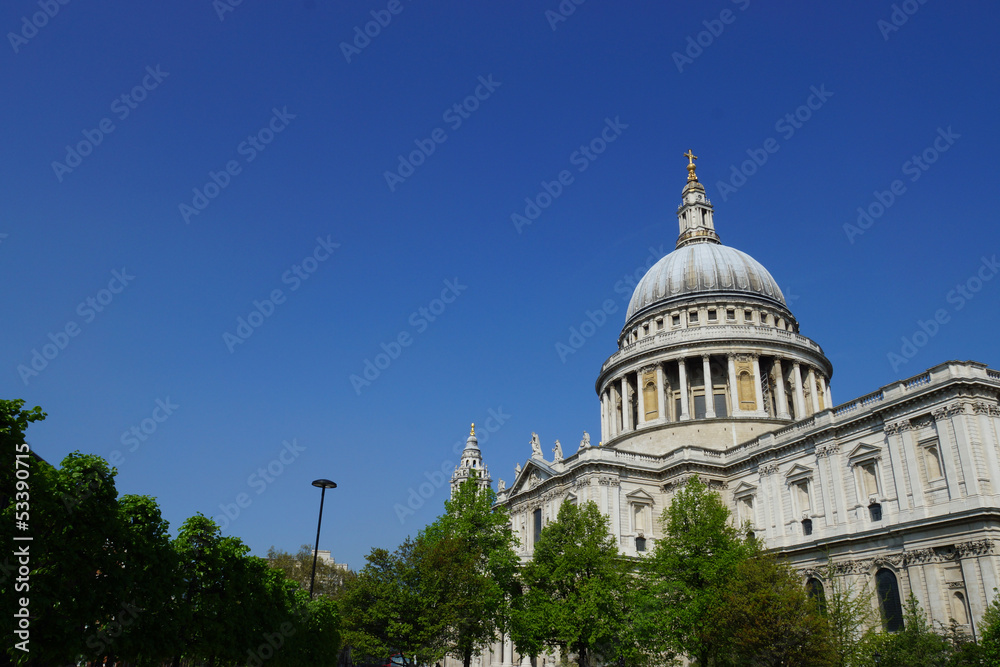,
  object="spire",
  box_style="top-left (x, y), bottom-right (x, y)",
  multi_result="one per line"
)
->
top-left (676, 150), bottom-right (721, 249)
top-left (450, 423), bottom-right (491, 497)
